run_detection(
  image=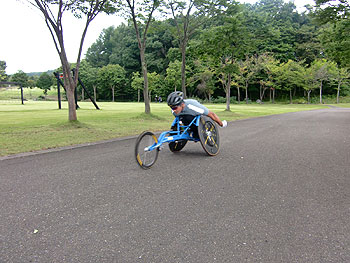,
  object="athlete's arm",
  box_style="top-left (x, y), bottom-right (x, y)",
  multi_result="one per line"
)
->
top-left (207, 111), bottom-right (223, 127)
